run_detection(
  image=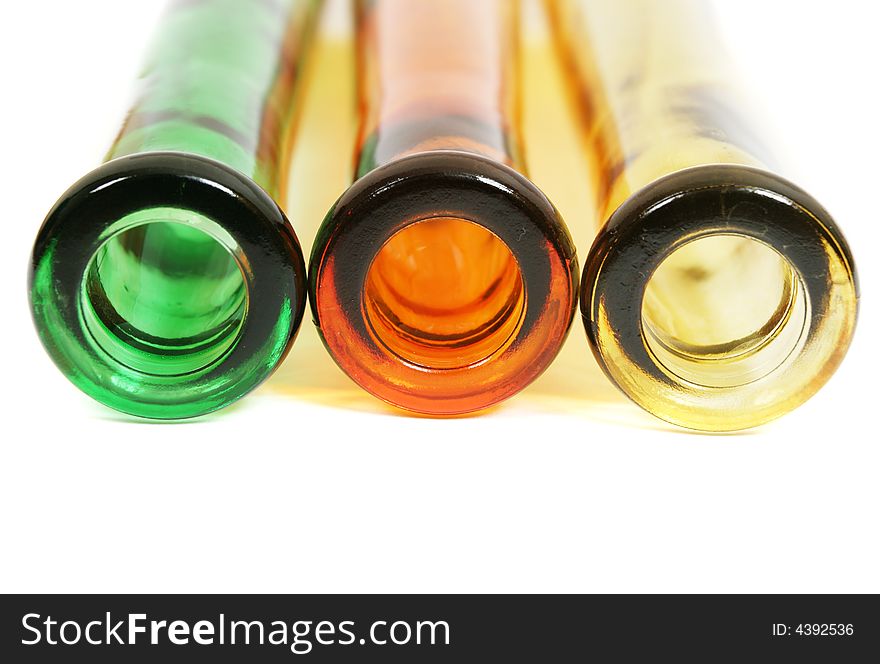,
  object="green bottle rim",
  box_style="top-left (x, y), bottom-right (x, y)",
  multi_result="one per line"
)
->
top-left (29, 151), bottom-right (307, 420)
